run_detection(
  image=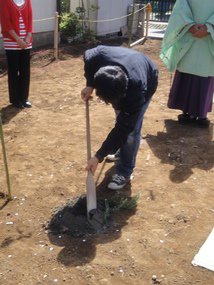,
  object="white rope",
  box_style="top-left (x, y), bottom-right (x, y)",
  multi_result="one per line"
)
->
top-left (33, 17), bottom-right (54, 22)
top-left (32, 4), bottom-right (148, 24)
top-left (77, 4), bottom-right (148, 23)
